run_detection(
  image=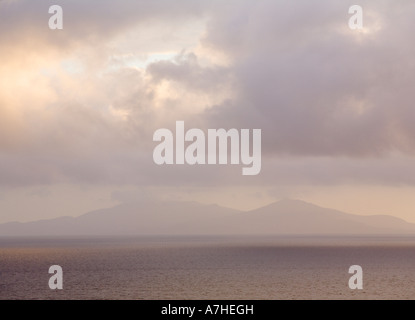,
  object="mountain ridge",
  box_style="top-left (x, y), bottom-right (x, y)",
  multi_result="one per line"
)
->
top-left (0, 199), bottom-right (414, 236)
